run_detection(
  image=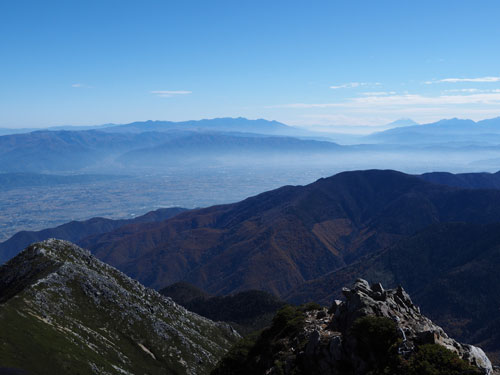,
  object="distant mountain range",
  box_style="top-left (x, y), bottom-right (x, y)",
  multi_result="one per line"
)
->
top-left (0, 119), bottom-right (343, 173)
top-left (0, 118), bottom-right (312, 137)
top-left (365, 116), bottom-right (500, 144)
top-left (385, 118), bottom-right (419, 127)
top-left (117, 132), bottom-right (343, 168)
top-left (100, 117), bottom-right (311, 136)
top-left (2, 116), bottom-right (500, 173)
